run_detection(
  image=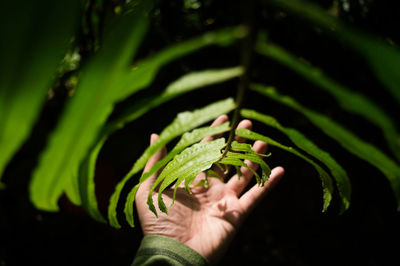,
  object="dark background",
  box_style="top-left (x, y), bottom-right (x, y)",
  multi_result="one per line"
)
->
top-left (1, 0), bottom-right (399, 265)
